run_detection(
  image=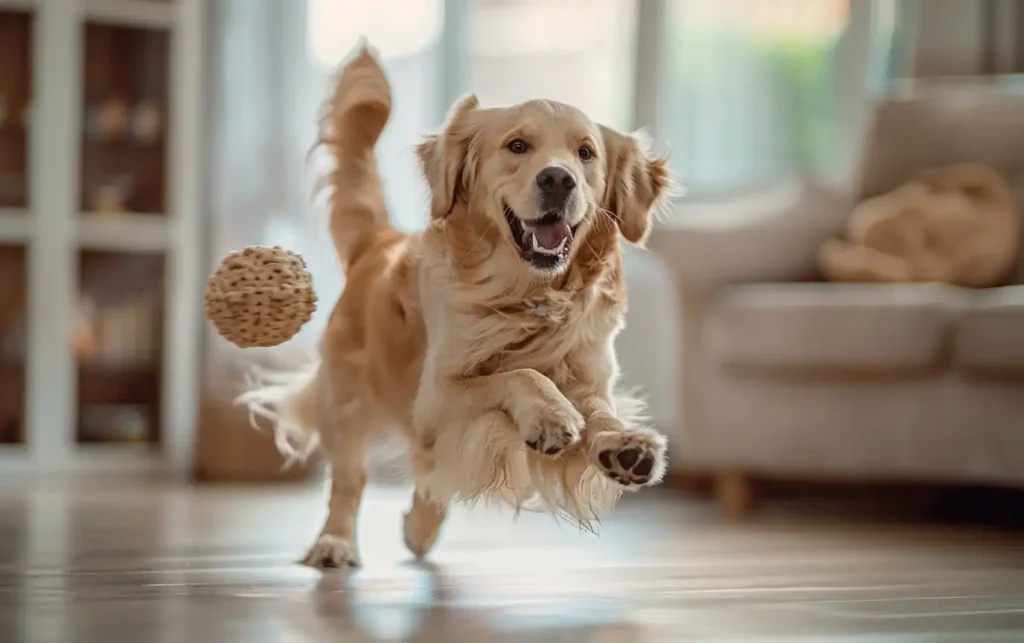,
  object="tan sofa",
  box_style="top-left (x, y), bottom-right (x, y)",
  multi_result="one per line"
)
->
top-left (649, 81), bottom-right (1024, 515)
